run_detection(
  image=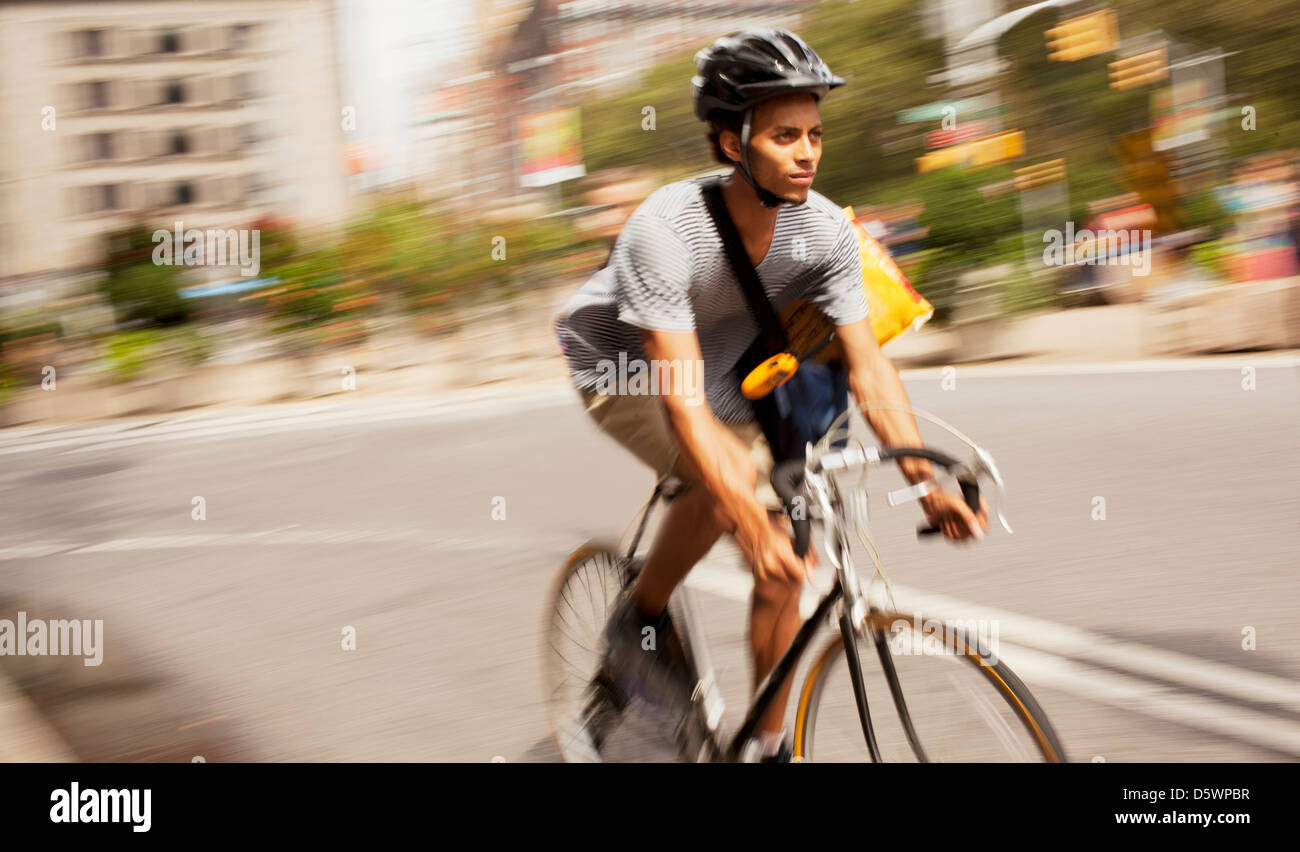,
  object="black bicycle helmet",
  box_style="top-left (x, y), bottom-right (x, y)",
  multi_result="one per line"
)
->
top-left (692, 29), bottom-right (844, 207)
